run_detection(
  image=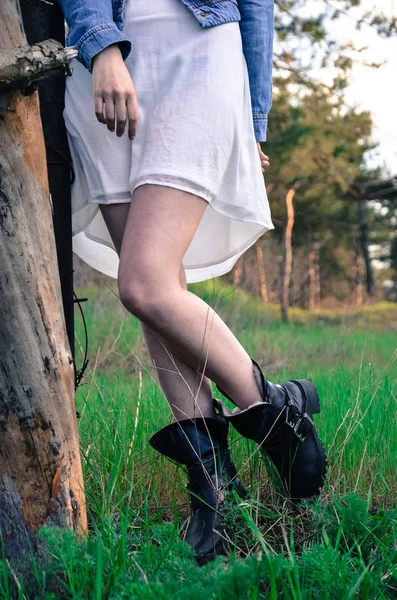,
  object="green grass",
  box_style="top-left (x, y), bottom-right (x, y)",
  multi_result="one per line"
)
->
top-left (1, 280), bottom-right (397, 599)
